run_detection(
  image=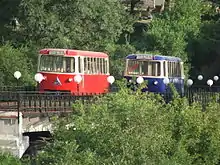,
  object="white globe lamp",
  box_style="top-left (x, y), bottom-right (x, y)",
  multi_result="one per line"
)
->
top-left (197, 75), bottom-right (203, 81)
top-left (34, 73), bottom-right (44, 83)
top-left (107, 76), bottom-right (115, 84)
top-left (163, 77), bottom-right (169, 85)
top-left (214, 76), bottom-right (219, 81)
top-left (187, 79), bottom-right (193, 86)
top-left (74, 75), bottom-right (83, 84)
top-left (207, 79), bottom-right (213, 87)
top-left (14, 71), bottom-right (21, 80)
top-left (136, 76), bottom-right (144, 84)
